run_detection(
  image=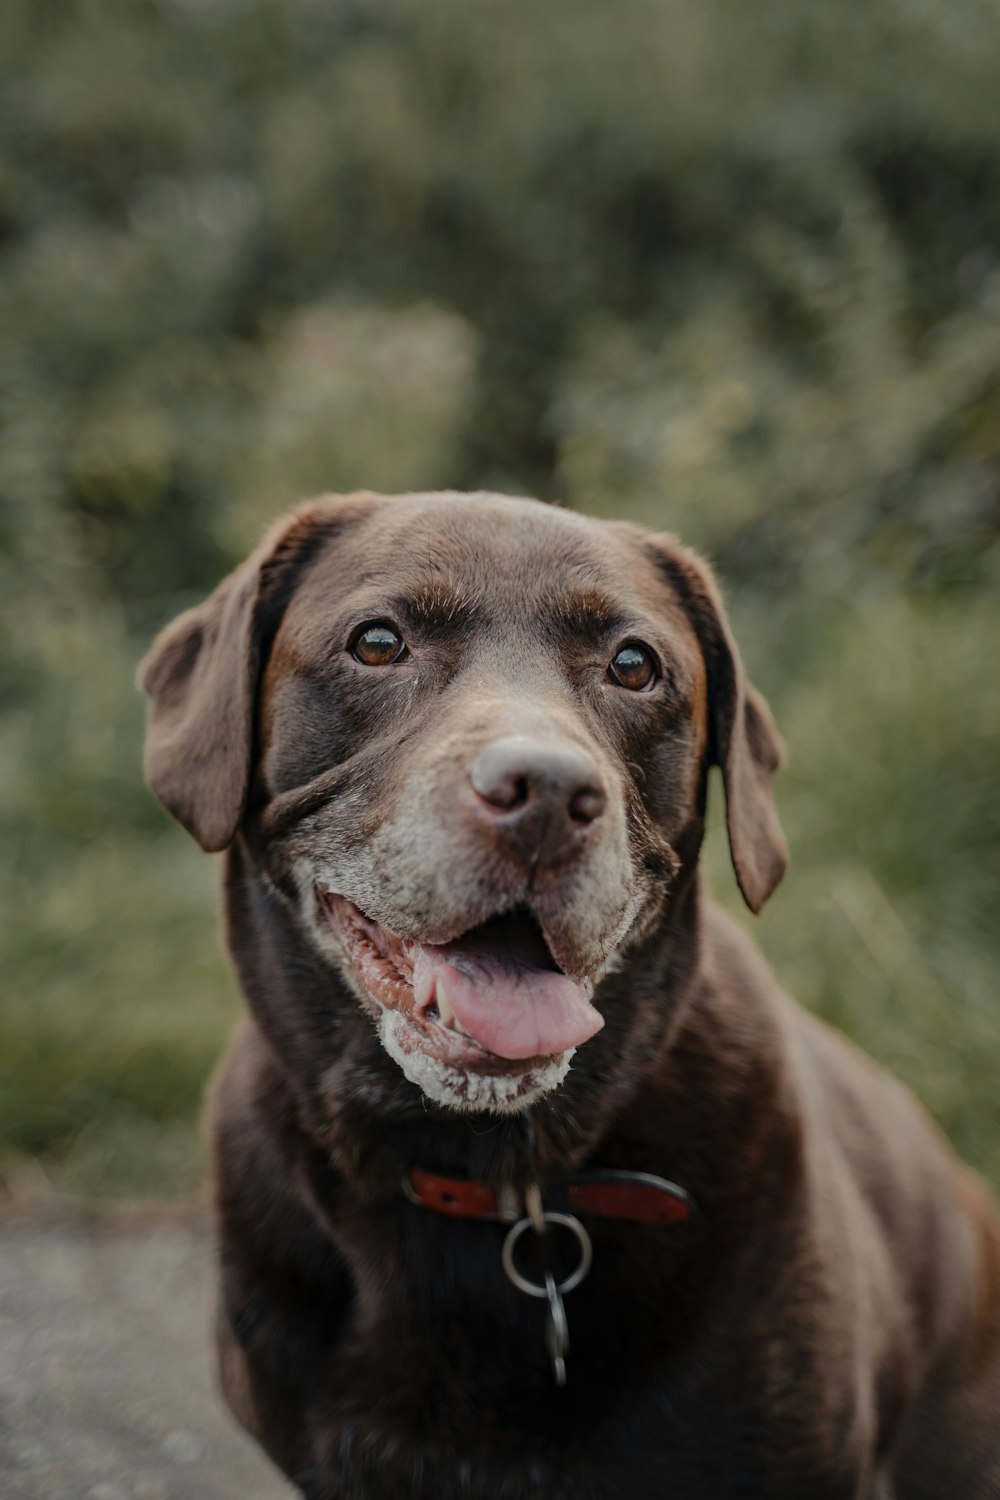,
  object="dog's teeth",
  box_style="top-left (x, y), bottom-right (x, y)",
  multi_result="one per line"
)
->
top-left (435, 978), bottom-right (456, 1029)
top-left (434, 978), bottom-right (474, 1037)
